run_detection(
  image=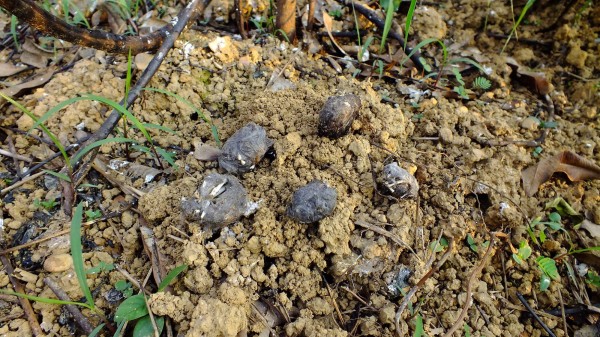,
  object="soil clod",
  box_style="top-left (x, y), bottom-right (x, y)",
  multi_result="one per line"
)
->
top-left (181, 173), bottom-right (249, 230)
top-left (218, 122), bottom-right (274, 174)
top-left (287, 180), bottom-right (338, 223)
